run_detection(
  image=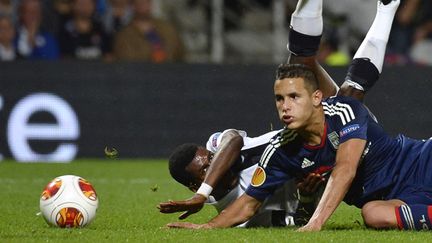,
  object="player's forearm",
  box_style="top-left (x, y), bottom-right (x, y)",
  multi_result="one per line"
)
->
top-left (306, 138), bottom-right (365, 228)
top-left (314, 62), bottom-right (339, 98)
top-left (203, 131), bottom-right (243, 187)
top-left (205, 194), bottom-right (261, 228)
top-left (308, 163), bottom-right (356, 227)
